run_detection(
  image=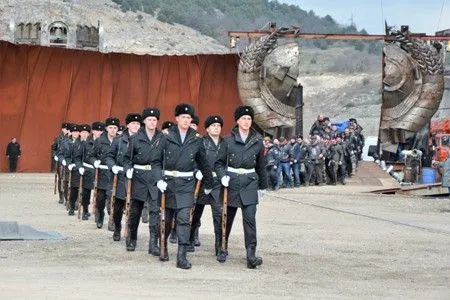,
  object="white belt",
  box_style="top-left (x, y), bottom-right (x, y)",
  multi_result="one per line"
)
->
top-left (98, 164), bottom-right (109, 170)
top-left (134, 164), bottom-right (152, 171)
top-left (82, 162), bottom-right (94, 169)
top-left (227, 167), bottom-right (255, 174)
top-left (164, 170), bottom-right (194, 177)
